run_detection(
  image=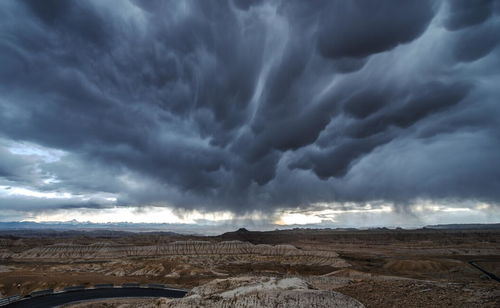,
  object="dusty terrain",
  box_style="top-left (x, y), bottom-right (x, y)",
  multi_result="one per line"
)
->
top-left (1, 228), bottom-right (499, 307)
top-left (64, 276), bottom-right (364, 308)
